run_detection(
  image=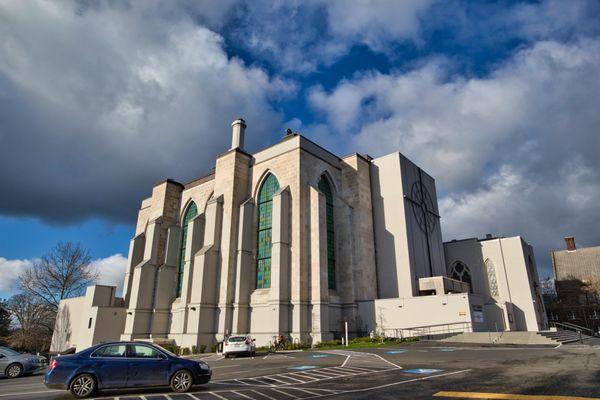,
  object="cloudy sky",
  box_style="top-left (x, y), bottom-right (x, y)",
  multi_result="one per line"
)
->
top-left (1, 0), bottom-right (599, 298)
